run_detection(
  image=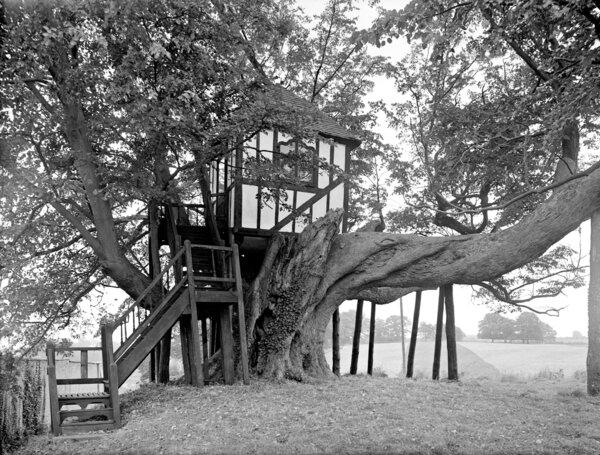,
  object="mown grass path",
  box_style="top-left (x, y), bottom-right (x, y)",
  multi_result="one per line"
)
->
top-left (19, 377), bottom-right (600, 454)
